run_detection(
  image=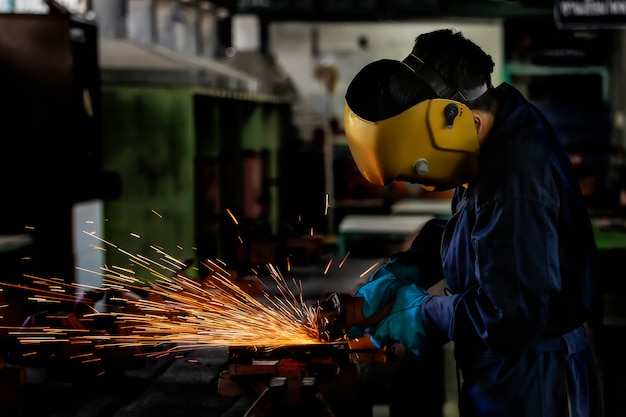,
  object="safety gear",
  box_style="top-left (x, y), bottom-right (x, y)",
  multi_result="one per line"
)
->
top-left (343, 55), bottom-right (482, 191)
top-left (354, 264), bottom-right (407, 319)
top-left (427, 83), bottom-right (603, 416)
top-left (353, 217), bottom-right (445, 316)
top-left (369, 283), bottom-right (430, 356)
top-left (349, 263), bottom-right (420, 341)
top-left (312, 216), bottom-right (443, 342)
